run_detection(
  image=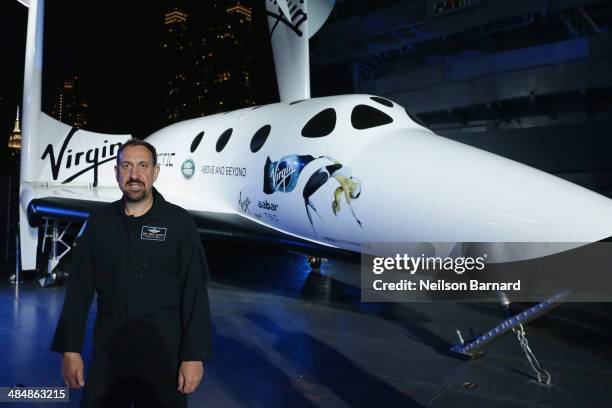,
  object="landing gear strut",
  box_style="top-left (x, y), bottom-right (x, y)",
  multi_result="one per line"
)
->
top-left (38, 219), bottom-right (73, 287)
